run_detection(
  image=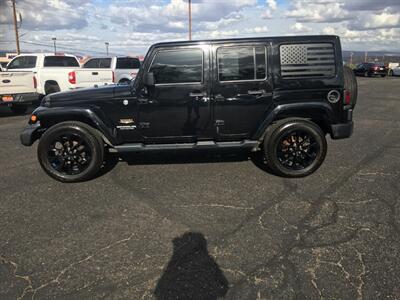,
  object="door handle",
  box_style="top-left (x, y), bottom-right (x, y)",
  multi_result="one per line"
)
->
top-left (247, 89), bottom-right (265, 95)
top-left (189, 92), bottom-right (206, 97)
top-left (92, 72), bottom-right (98, 75)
